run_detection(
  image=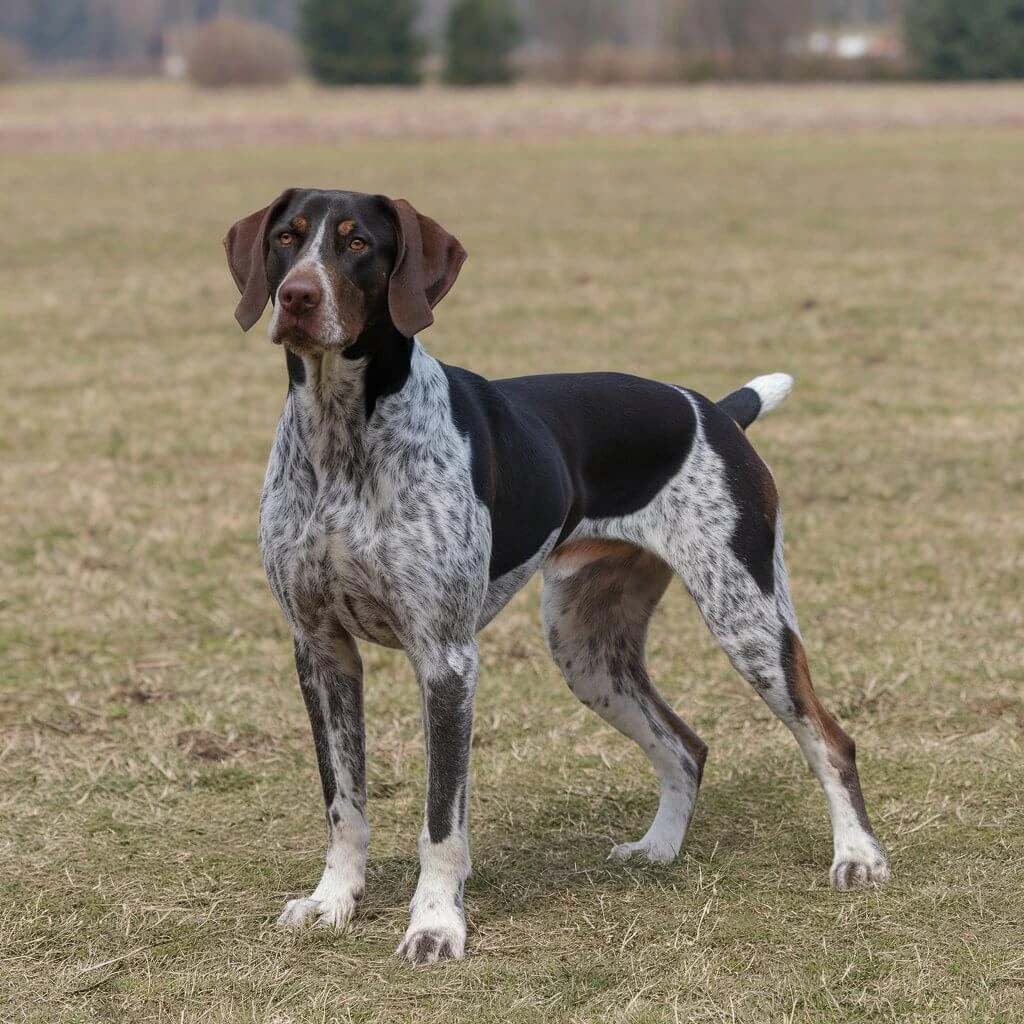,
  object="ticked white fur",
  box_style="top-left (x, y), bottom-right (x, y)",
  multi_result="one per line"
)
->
top-left (259, 250), bottom-right (887, 963)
